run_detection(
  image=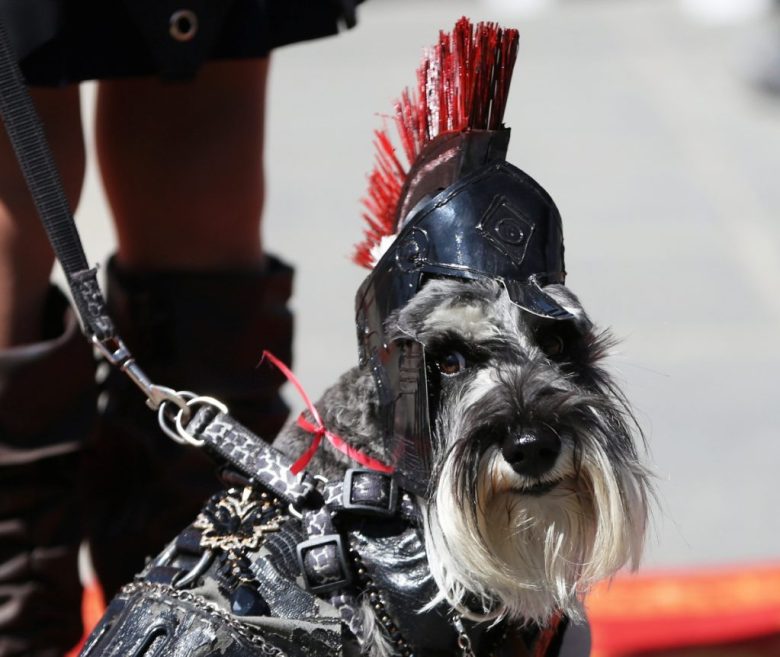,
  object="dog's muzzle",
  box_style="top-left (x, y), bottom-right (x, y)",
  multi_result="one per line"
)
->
top-left (501, 427), bottom-right (561, 478)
